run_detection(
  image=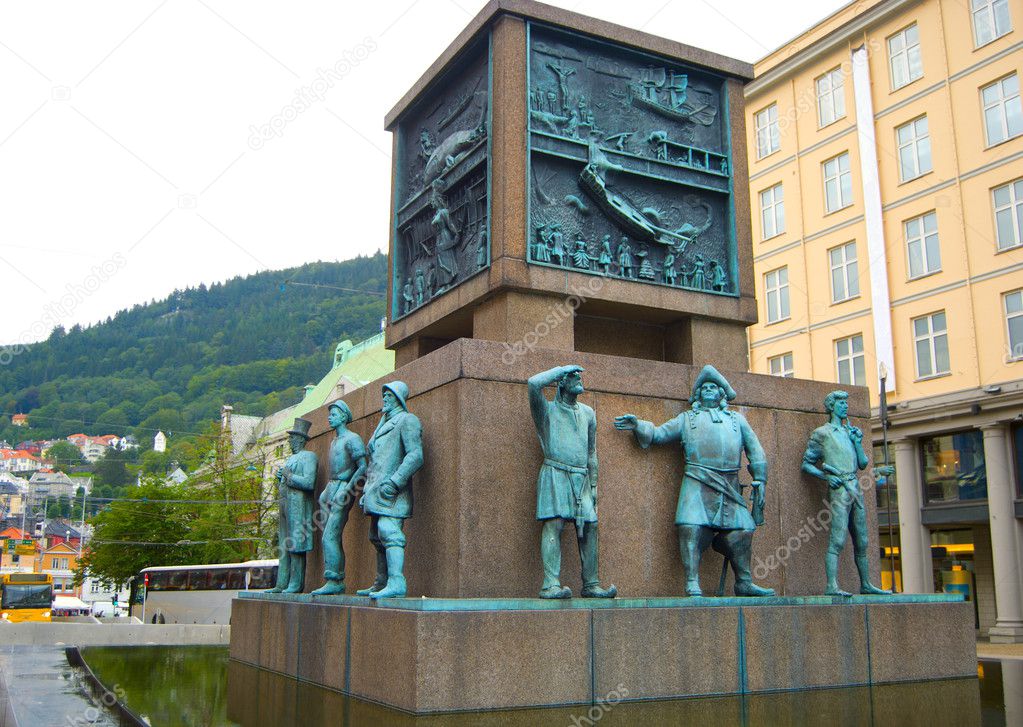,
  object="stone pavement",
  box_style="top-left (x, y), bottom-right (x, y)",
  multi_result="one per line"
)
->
top-left (0, 645), bottom-right (119, 727)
